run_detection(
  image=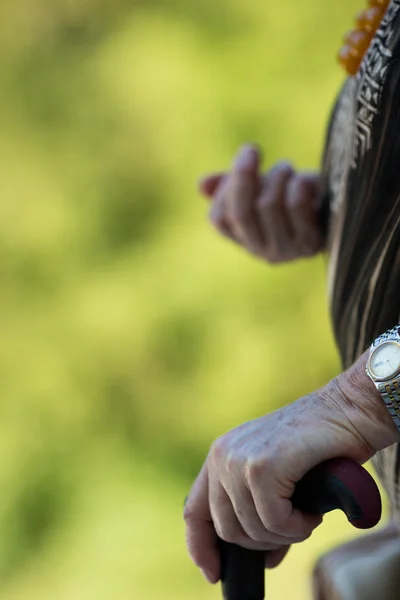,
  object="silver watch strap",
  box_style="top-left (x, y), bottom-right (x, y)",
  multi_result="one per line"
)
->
top-left (372, 324), bottom-right (400, 347)
top-left (377, 380), bottom-right (400, 431)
